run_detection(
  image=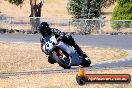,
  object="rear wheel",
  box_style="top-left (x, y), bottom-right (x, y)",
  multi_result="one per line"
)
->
top-left (81, 58), bottom-right (91, 67)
